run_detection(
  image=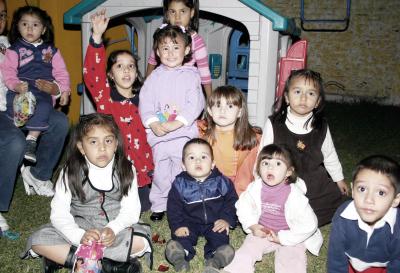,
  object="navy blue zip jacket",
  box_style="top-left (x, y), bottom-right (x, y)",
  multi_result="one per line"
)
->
top-left (167, 168), bottom-right (238, 233)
